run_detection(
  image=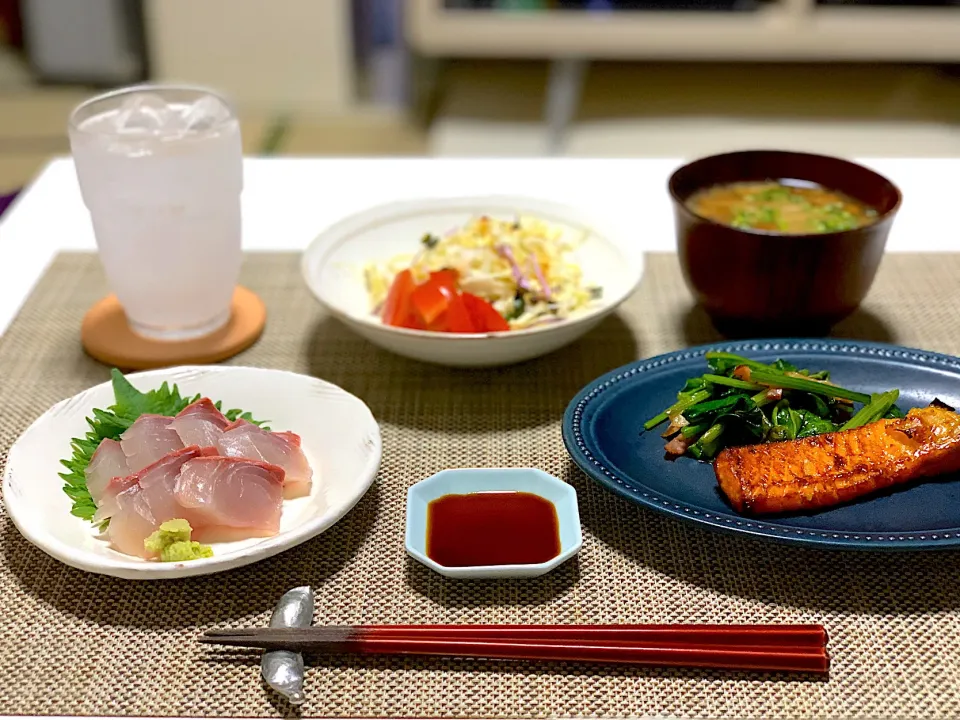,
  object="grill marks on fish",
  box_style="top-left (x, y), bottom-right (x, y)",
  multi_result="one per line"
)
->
top-left (714, 405), bottom-right (960, 515)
